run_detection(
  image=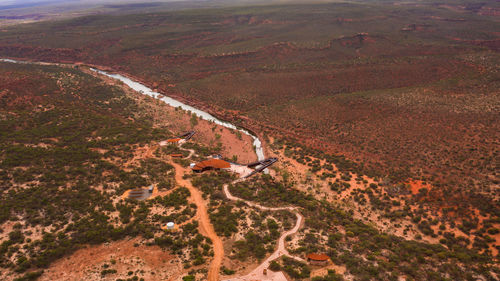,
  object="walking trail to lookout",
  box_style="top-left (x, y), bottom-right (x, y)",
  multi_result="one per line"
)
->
top-left (175, 143), bottom-right (305, 281)
top-left (222, 182), bottom-right (305, 281)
